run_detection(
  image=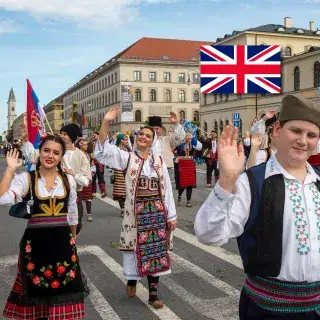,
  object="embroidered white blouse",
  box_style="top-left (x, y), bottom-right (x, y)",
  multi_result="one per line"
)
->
top-left (0, 172), bottom-right (78, 226)
top-left (94, 140), bottom-right (177, 221)
top-left (195, 154), bottom-right (320, 282)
